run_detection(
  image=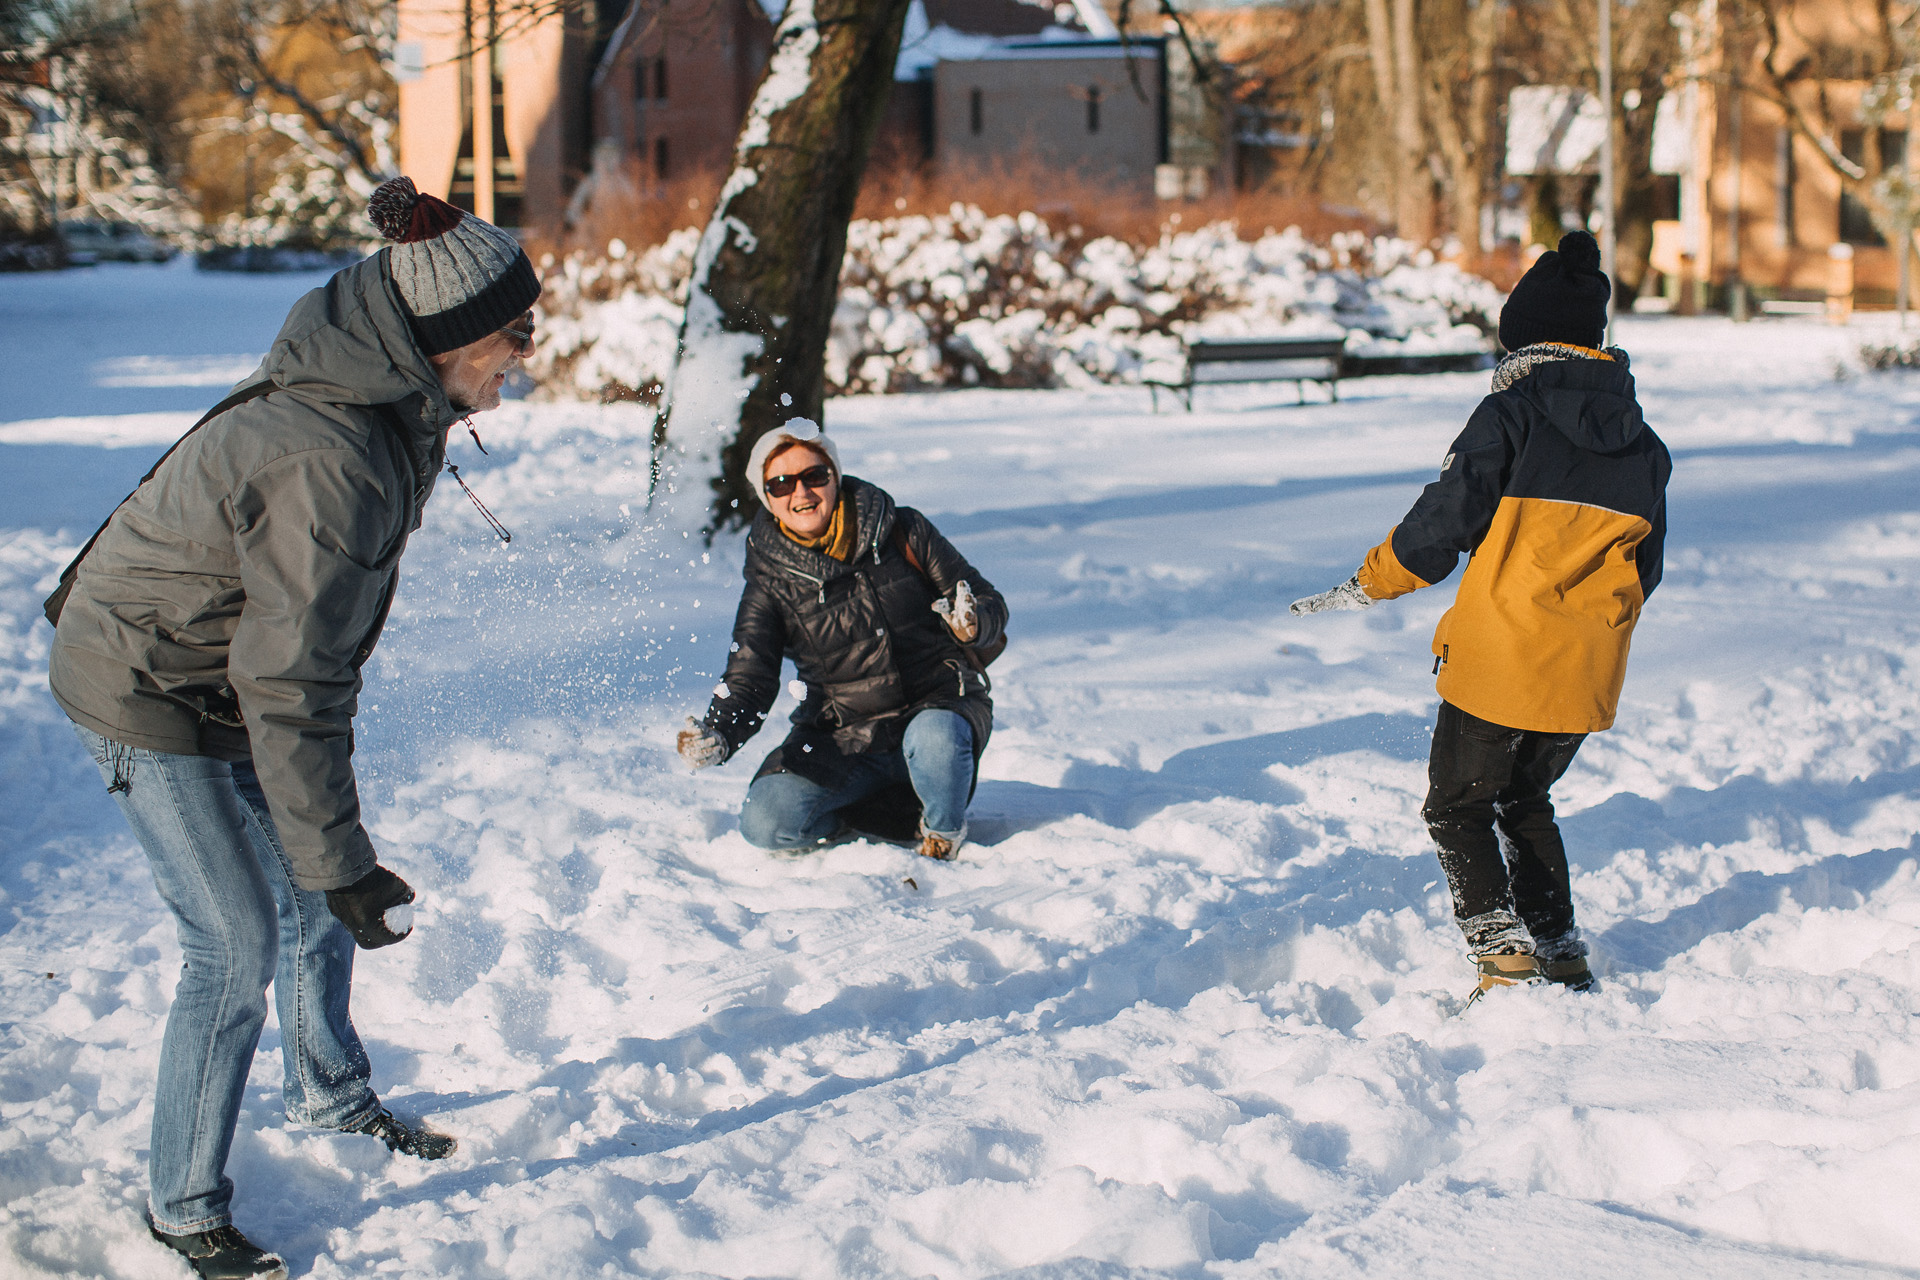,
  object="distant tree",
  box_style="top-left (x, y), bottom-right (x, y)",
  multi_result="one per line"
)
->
top-left (175, 0), bottom-right (398, 239)
top-left (0, 0), bottom-right (185, 236)
top-left (1504, 0), bottom-right (1679, 298)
